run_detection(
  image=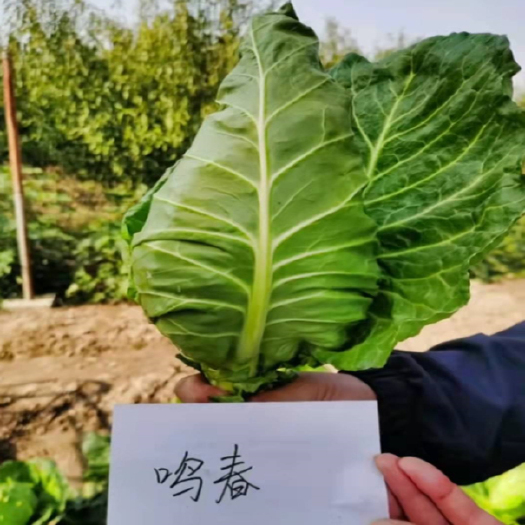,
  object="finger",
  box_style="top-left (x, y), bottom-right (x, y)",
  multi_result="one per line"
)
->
top-left (175, 374), bottom-right (226, 403)
top-left (398, 457), bottom-right (503, 525)
top-left (252, 372), bottom-right (378, 402)
top-left (250, 374), bottom-right (321, 402)
top-left (251, 384), bottom-right (305, 402)
top-left (386, 486), bottom-right (405, 520)
top-left (375, 454), bottom-right (448, 525)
